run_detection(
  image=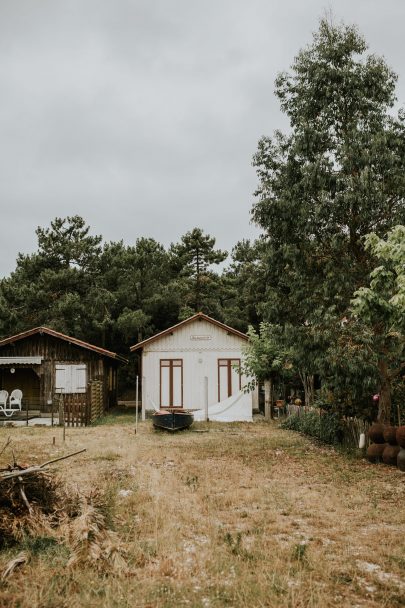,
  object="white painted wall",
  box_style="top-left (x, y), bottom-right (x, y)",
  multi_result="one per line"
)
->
top-left (141, 318), bottom-right (255, 420)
